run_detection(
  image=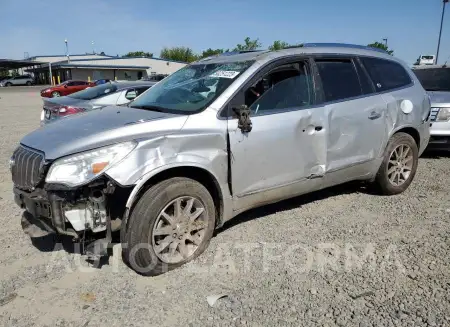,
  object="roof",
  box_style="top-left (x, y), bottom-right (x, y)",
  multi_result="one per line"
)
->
top-left (28, 62), bottom-right (150, 72)
top-left (194, 43), bottom-right (397, 65)
top-left (0, 58), bottom-right (46, 69)
top-left (51, 56), bottom-right (187, 64)
top-left (111, 81), bottom-right (156, 90)
top-left (28, 54), bottom-right (115, 59)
